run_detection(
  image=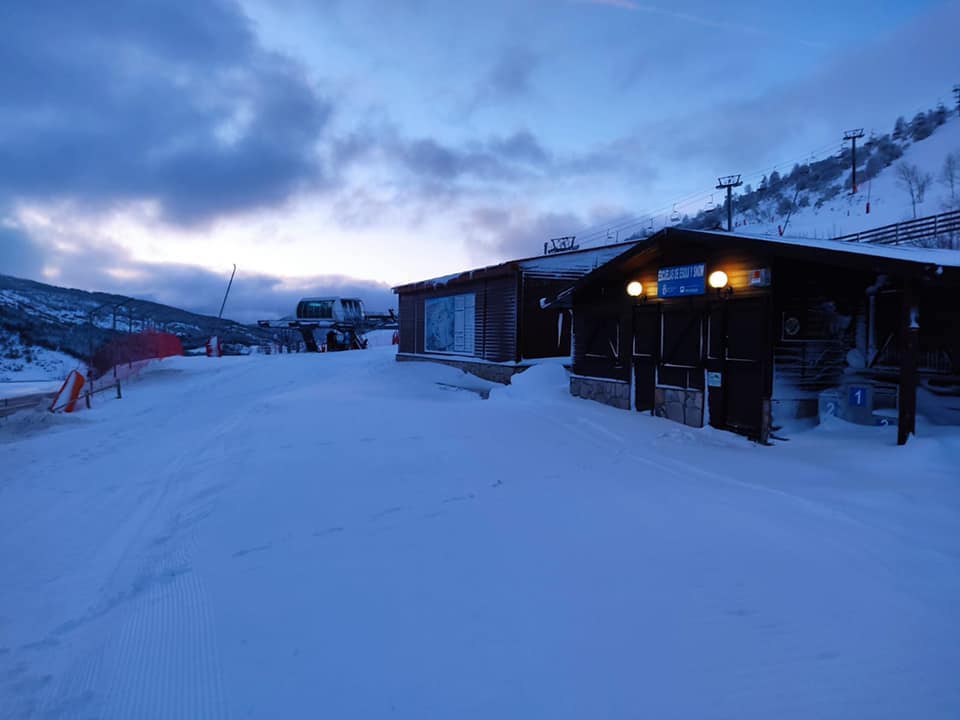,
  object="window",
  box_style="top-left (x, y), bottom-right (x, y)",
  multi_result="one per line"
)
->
top-left (425, 293), bottom-right (476, 355)
top-left (585, 316), bottom-right (620, 359)
top-left (658, 310), bottom-right (704, 390)
top-left (661, 310), bottom-right (702, 365)
top-left (298, 300), bottom-right (334, 319)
